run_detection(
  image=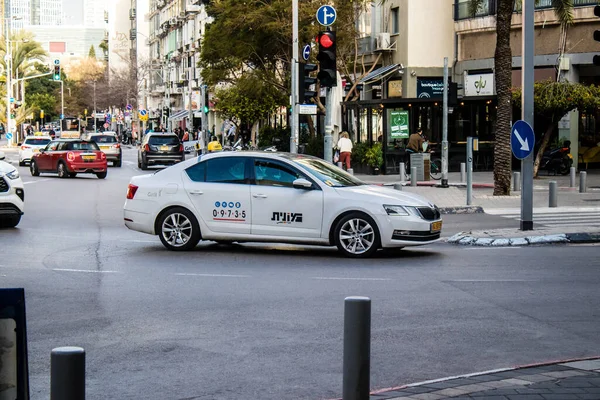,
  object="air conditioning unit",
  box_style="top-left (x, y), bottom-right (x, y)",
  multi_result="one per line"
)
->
top-left (179, 72), bottom-right (187, 81)
top-left (175, 88), bottom-right (183, 93)
top-left (186, 4), bottom-right (201, 13)
top-left (375, 32), bottom-right (391, 51)
top-left (170, 17), bottom-right (177, 25)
